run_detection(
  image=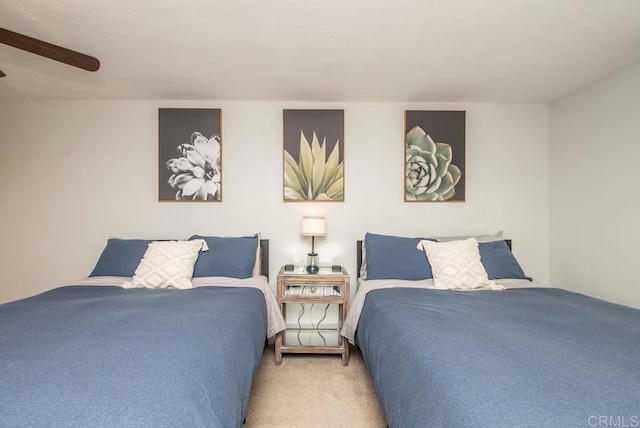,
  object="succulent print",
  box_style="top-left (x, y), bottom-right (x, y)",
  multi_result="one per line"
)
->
top-left (166, 132), bottom-right (221, 201)
top-left (284, 131), bottom-right (343, 201)
top-left (405, 126), bottom-right (461, 201)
